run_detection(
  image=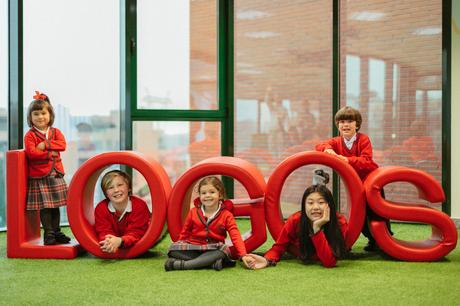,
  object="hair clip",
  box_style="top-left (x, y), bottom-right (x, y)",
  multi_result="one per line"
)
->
top-left (312, 169), bottom-right (330, 186)
top-left (33, 90), bottom-right (48, 101)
